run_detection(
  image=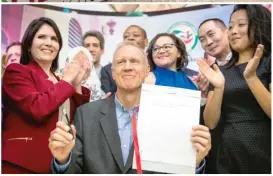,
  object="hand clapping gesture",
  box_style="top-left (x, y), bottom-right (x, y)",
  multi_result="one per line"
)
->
top-left (197, 59), bottom-right (225, 90)
top-left (63, 51), bottom-right (91, 87)
top-left (192, 73), bottom-right (209, 98)
top-left (243, 44), bottom-right (264, 80)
